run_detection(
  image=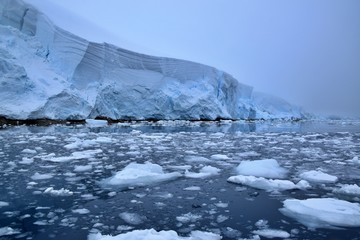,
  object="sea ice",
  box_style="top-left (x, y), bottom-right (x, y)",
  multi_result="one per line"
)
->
top-left (252, 229), bottom-right (290, 239)
top-left (333, 184), bottom-right (360, 196)
top-left (43, 187), bottom-right (73, 197)
top-left (0, 227), bottom-right (20, 237)
top-left (119, 212), bottom-right (144, 225)
top-left (99, 162), bottom-right (181, 189)
top-left (0, 201), bottom-right (9, 207)
top-left (185, 166), bottom-right (221, 179)
top-left (176, 212), bottom-right (202, 223)
top-left (227, 175), bottom-right (298, 192)
top-left (88, 229), bottom-right (221, 240)
top-left (31, 172), bottom-right (53, 180)
top-left (72, 208), bottom-right (90, 214)
top-left (235, 159), bottom-right (288, 179)
top-left (280, 198), bottom-right (360, 229)
top-left (299, 170), bottom-right (338, 183)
